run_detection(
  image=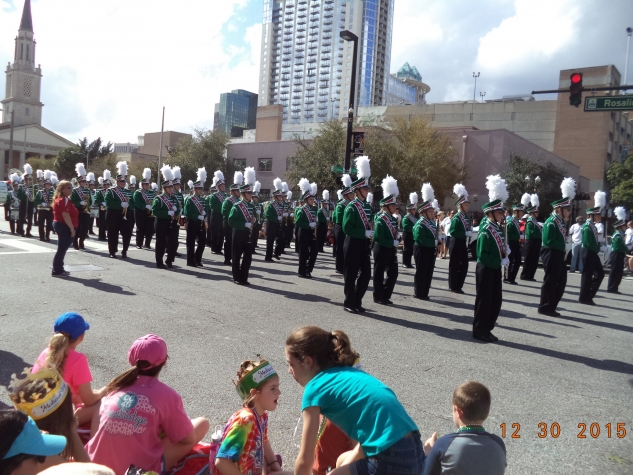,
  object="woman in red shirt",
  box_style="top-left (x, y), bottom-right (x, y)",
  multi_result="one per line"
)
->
top-left (52, 180), bottom-right (79, 277)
